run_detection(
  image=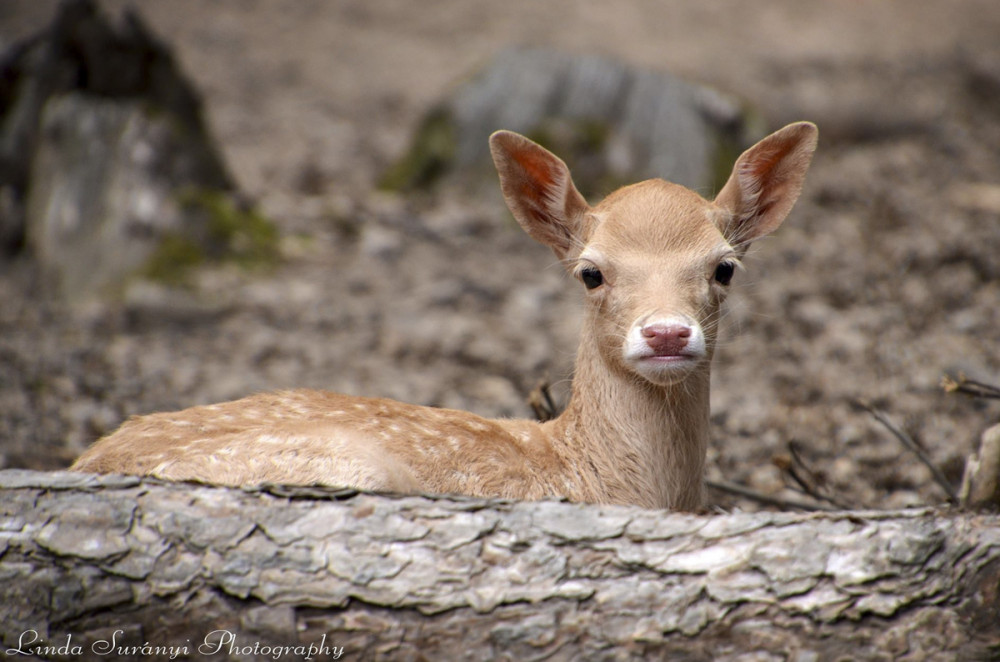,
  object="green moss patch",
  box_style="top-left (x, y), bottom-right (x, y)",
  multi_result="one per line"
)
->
top-left (378, 108), bottom-right (457, 193)
top-left (141, 188), bottom-right (280, 285)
